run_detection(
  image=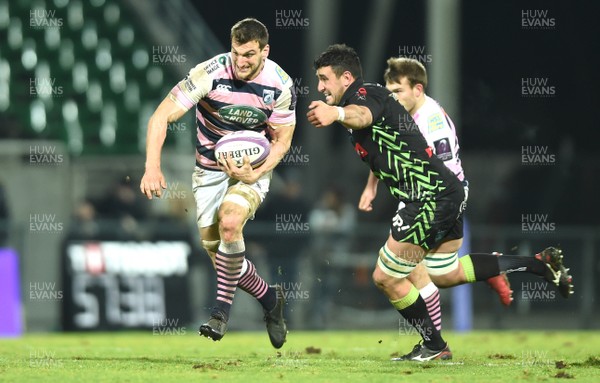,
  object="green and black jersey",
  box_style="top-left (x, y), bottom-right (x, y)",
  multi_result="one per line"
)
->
top-left (338, 80), bottom-right (462, 203)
